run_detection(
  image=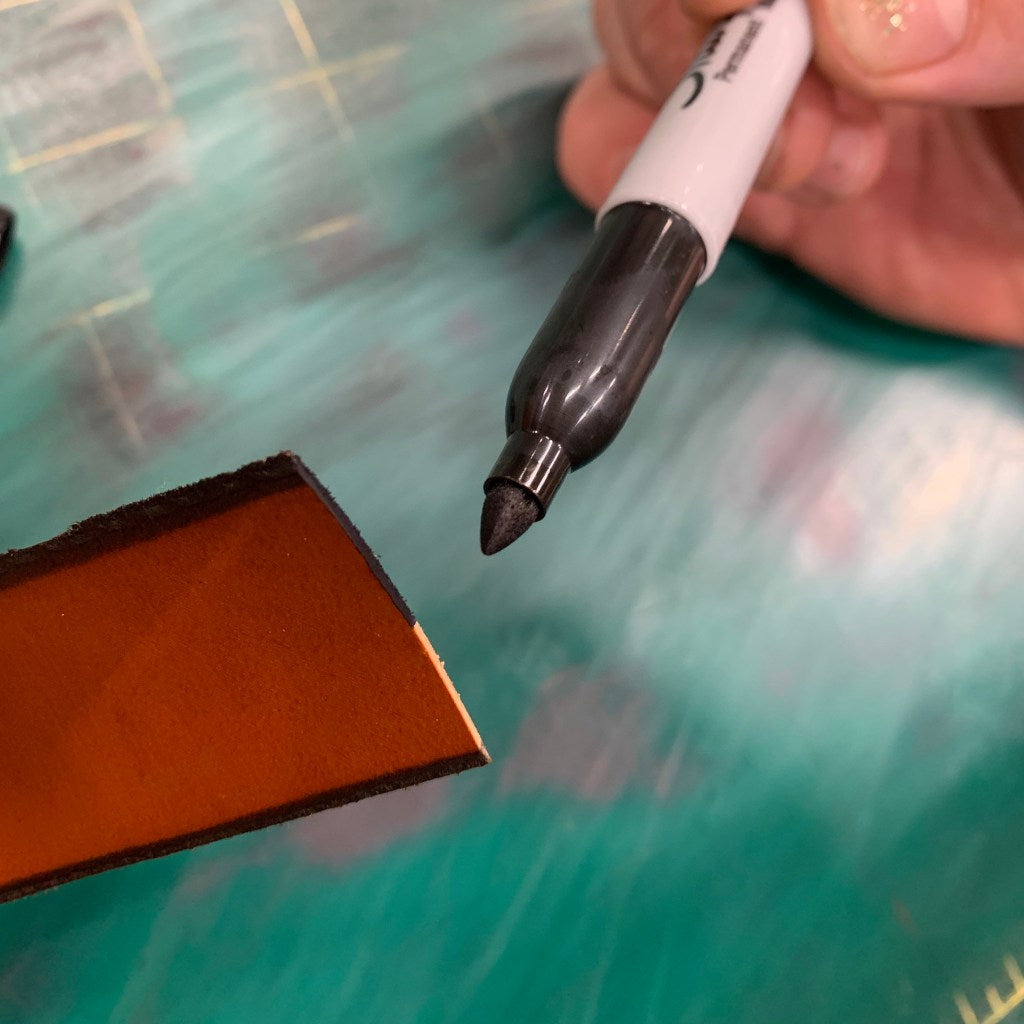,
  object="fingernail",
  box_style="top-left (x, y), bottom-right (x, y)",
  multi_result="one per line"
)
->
top-left (828, 0), bottom-right (969, 75)
top-left (792, 120), bottom-right (878, 203)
